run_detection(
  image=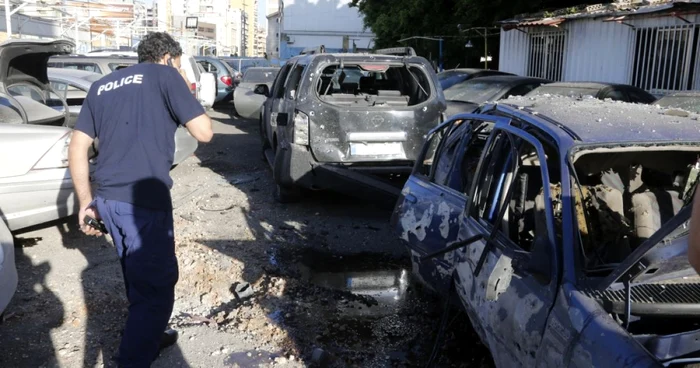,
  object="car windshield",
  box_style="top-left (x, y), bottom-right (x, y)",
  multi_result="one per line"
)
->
top-left (438, 70), bottom-right (470, 81)
top-left (443, 80), bottom-right (509, 104)
top-left (530, 85), bottom-right (601, 97)
top-left (656, 95), bottom-right (700, 113)
top-left (243, 69), bottom-right (279, 84)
